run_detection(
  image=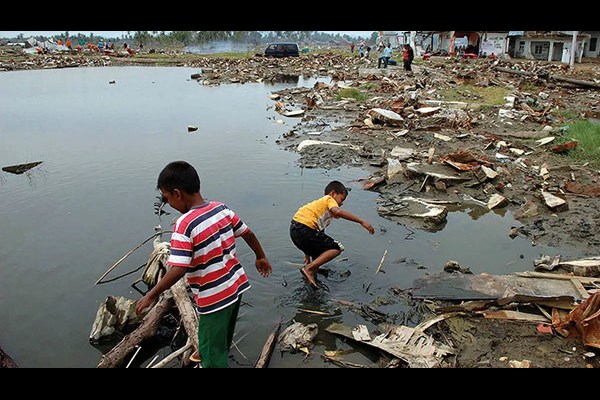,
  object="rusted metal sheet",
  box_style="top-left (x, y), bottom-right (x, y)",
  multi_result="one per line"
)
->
top-left (554, 292), bottom-right (600, 349)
